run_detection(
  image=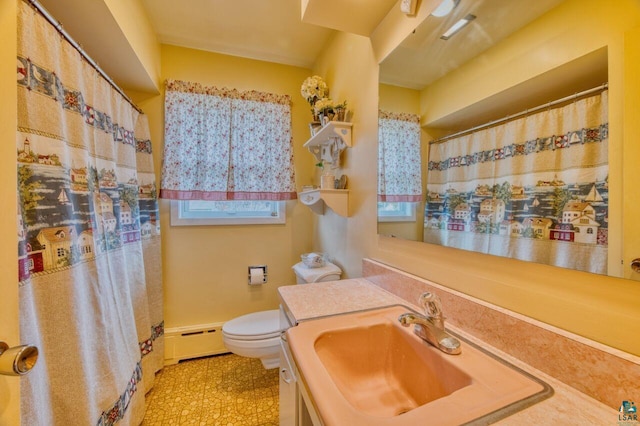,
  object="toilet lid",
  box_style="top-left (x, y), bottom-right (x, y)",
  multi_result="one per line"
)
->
top-left (222, 309), bottom-right (282, 340)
